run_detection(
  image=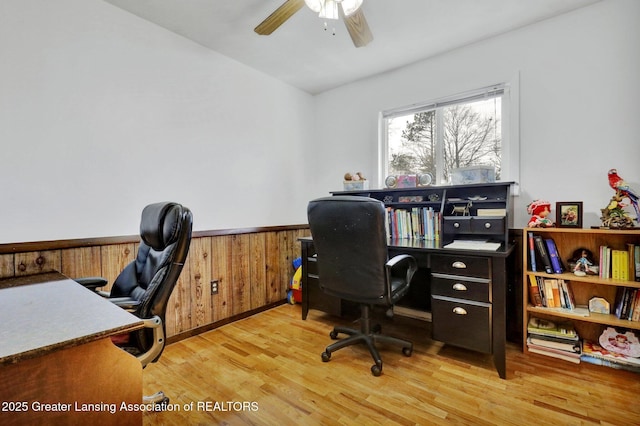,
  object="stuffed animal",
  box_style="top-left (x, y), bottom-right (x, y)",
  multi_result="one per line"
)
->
top-left (527, 200), bottom-right (555, 228)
